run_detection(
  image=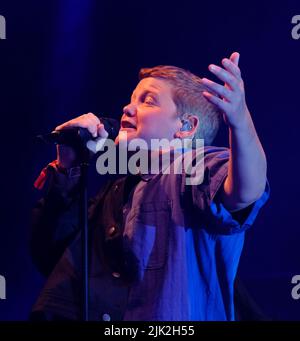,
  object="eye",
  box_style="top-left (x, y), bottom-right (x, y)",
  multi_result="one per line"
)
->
top-left (144, 95), bottom-right (155, 105)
